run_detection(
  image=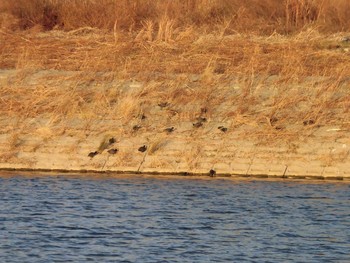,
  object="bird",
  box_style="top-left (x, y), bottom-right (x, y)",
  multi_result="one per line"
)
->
top-left (109, 137), bottom-right (116, 144)
top-left (164, 127), bottom-right (175, 133)
top-left (88, 151), bottom-right (98, 158)
top-left (133, 125), bottom-right (142, 131)
top-left (140, 114), bottom-right (147, 120)
top-left (138, 145), bottom-right (147, 152)
top-left (107, 148), bottom-right (118, 154)
top-left (218, 126), bottom-right (228, 132)
top-left (209, 169), bottom-right (216, 177)
top-left (193, 122), bottom-right (203, 128)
